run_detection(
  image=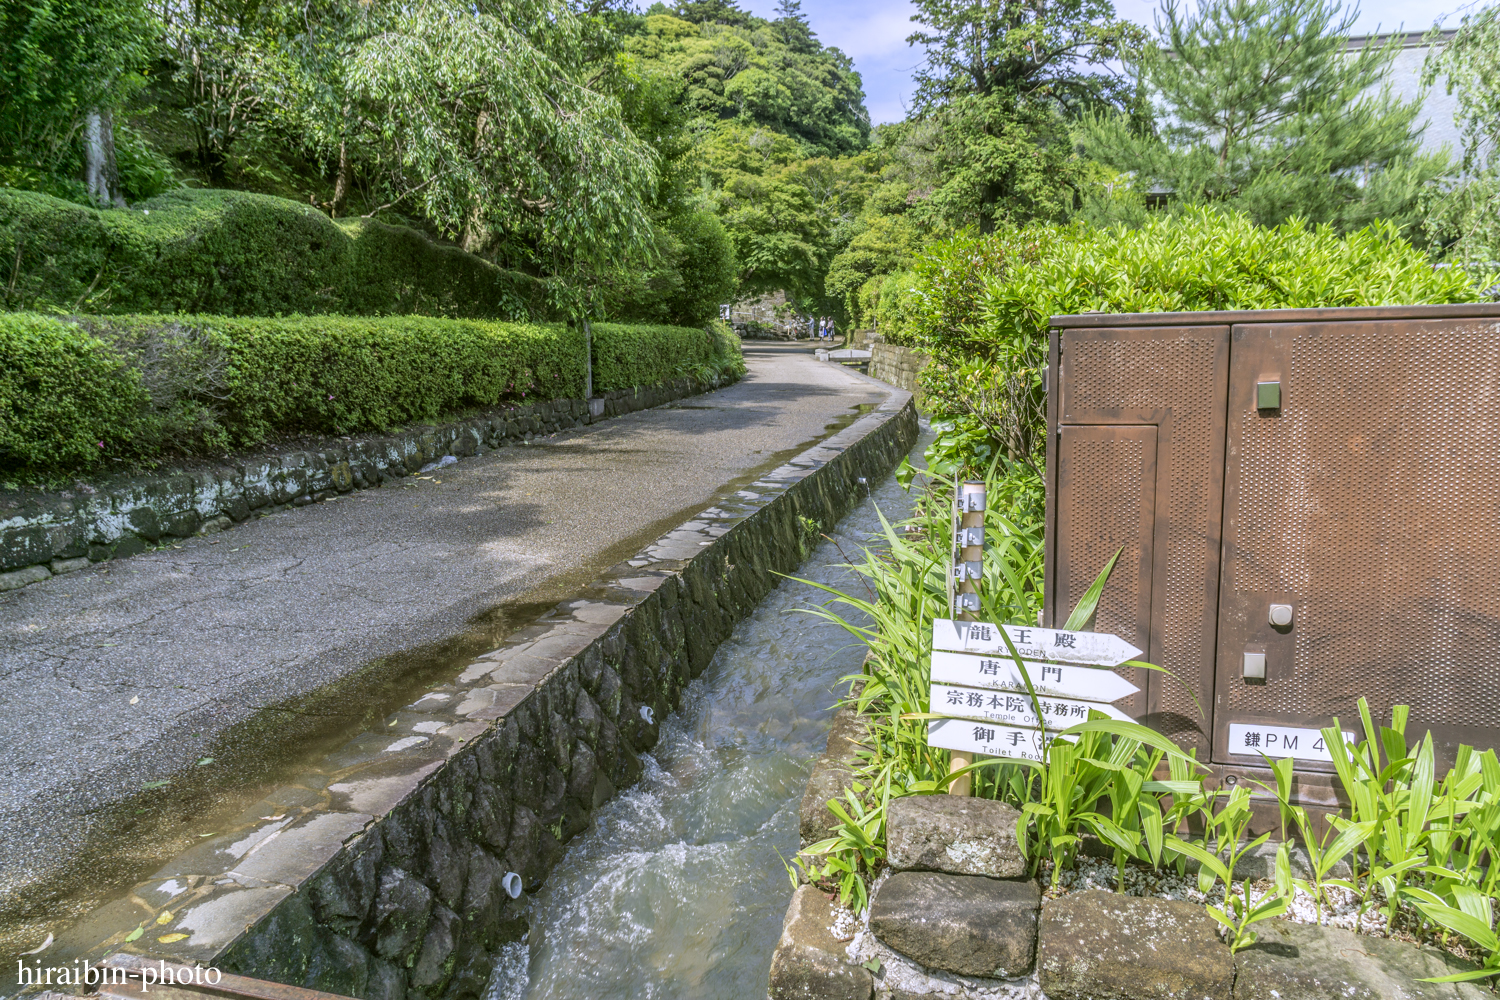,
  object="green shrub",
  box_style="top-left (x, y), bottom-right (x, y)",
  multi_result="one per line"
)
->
top-left (0, 314), bottom-right (150, 474)
top-left (0, 187), bottom-right (542, 318)
top-left (0, 312), bottom-right (738, 479)
top-left (889, 209), bottom-right (1486, 458)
